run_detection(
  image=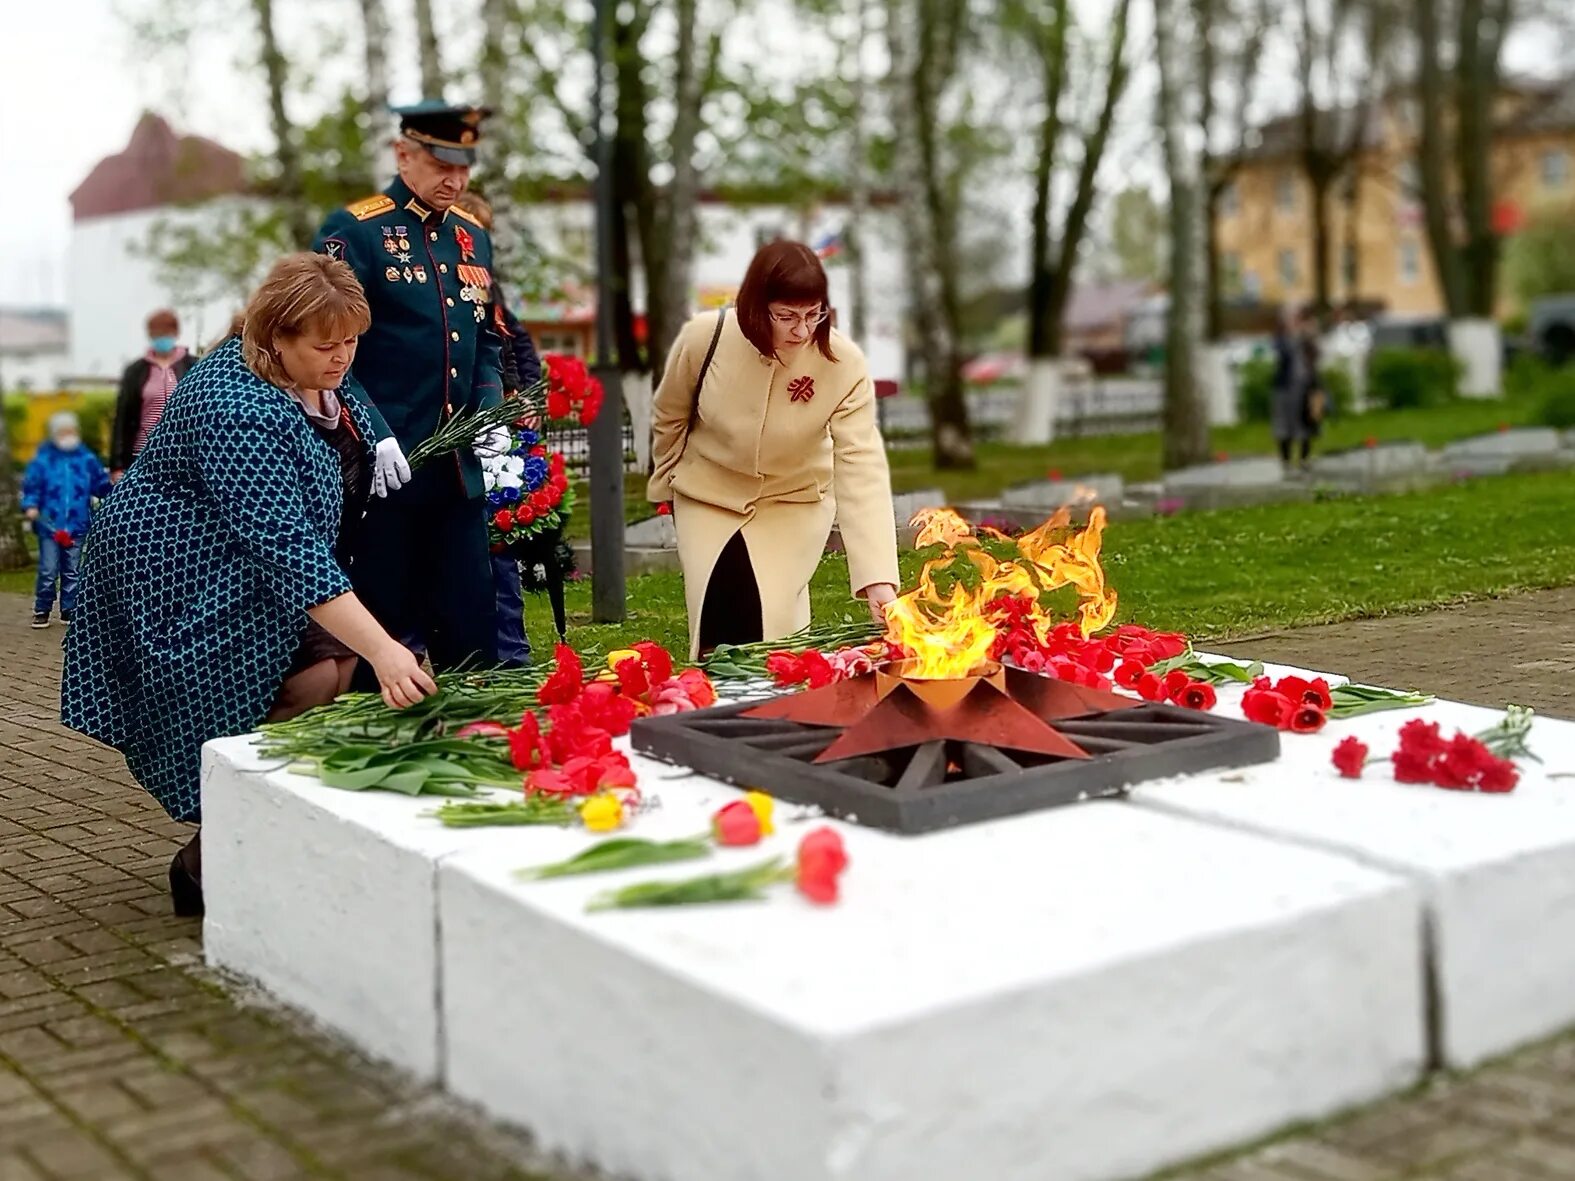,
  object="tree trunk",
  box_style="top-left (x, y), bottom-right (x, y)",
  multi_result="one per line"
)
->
top-left (846, 0), bottom-right (873, 347)
top-left (893, 0), bottom-right (972, 469)
top-left (413, 0), bottom-right (444, 99)
top-left (358, 0), bottom-right (393, 185)
top-left (478, 0), bottom-right (519, 280)
top-left (1454, 0), bottom-right (1505, 317)
top-left (614, 3), bottom-right (656, 374)
top-left (0, 400), bottom-right (29, 571)
top-left (252, 0), bottom-right (312, 248)
top-left (650, 0), bottom-right (704, 375)
top-left (1342, 170), bottom-right (1362, 303)
top-left (1155, 0), bottom-right (1211, 470)
top-left (1414, 0), bottom-right (1465, 316)
top-left (1309, 172), bottom-right (1334, 313)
